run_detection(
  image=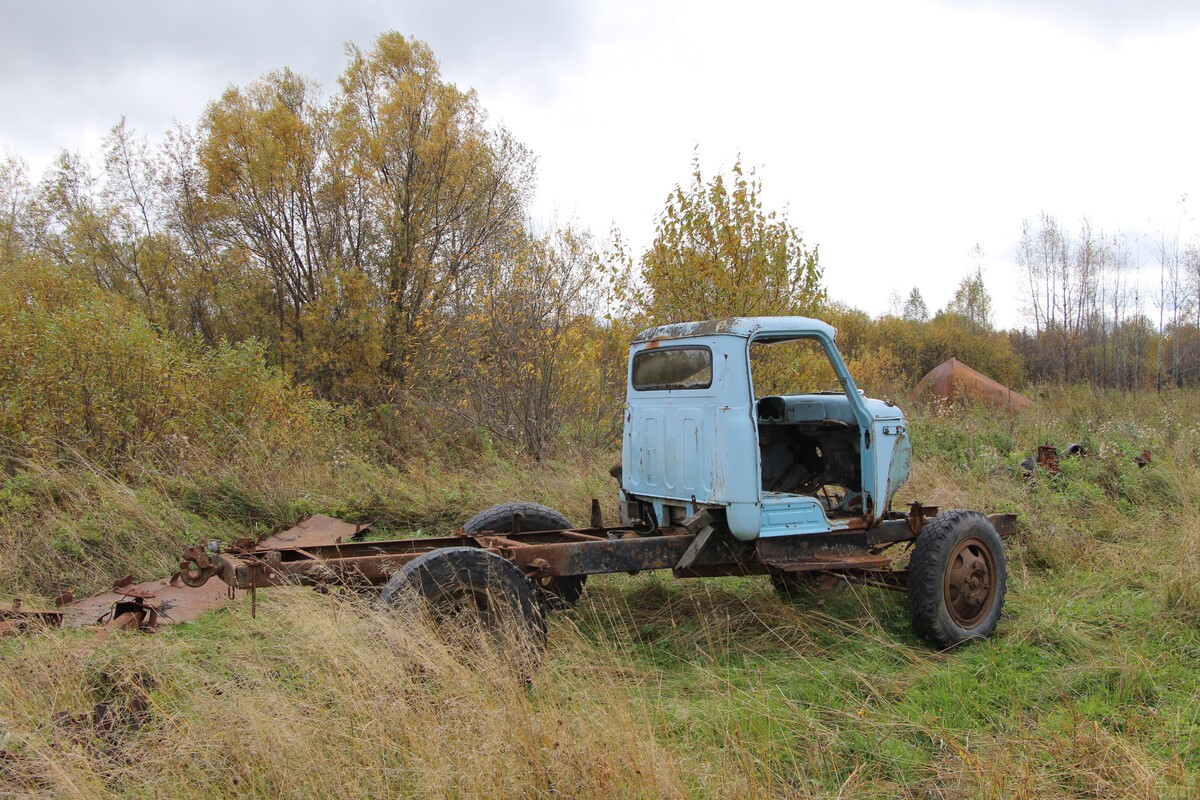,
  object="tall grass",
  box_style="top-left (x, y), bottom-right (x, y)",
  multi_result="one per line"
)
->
top-left (3, 387), bottom-right (1200, 796)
